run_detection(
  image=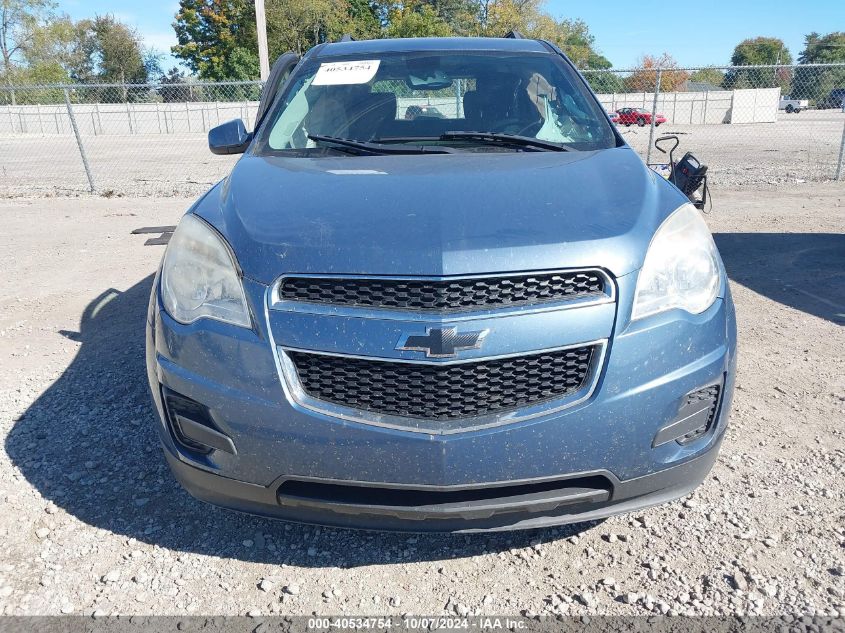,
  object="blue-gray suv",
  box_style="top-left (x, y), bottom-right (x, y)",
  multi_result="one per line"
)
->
top-left (146, 36), bottom-right (737, 532)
